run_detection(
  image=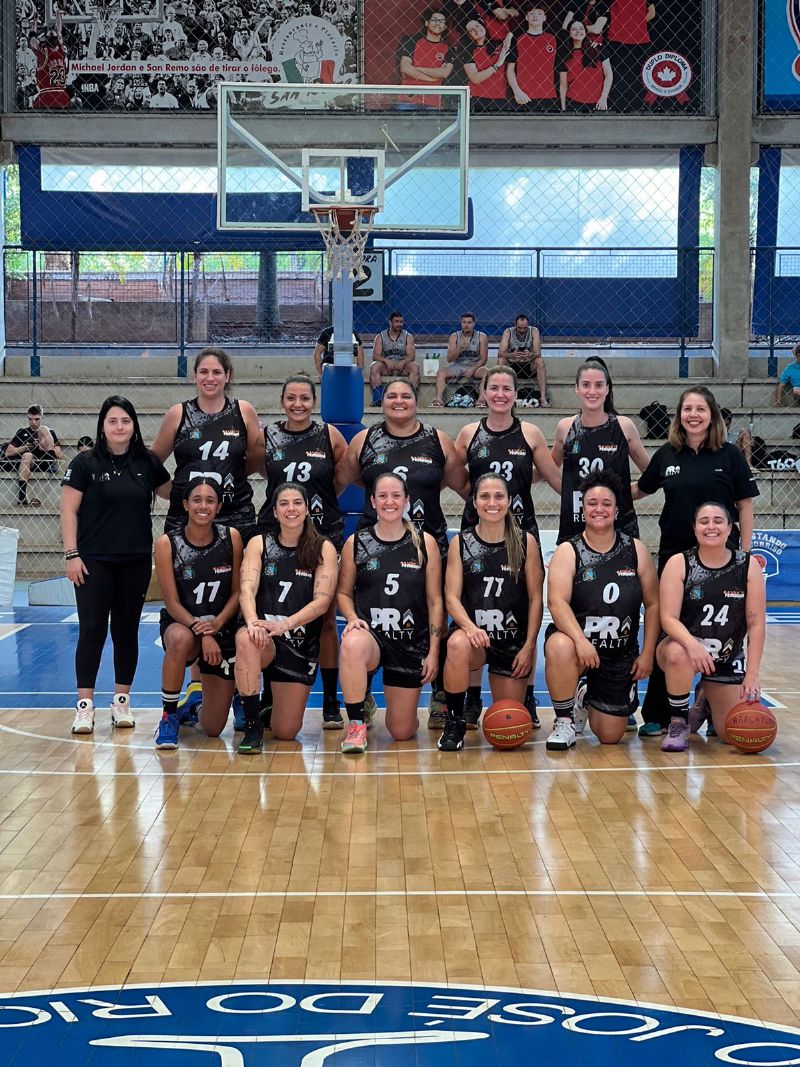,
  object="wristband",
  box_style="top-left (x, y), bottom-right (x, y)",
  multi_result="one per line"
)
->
top-left (64, 551), bottom-right (79, 560)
